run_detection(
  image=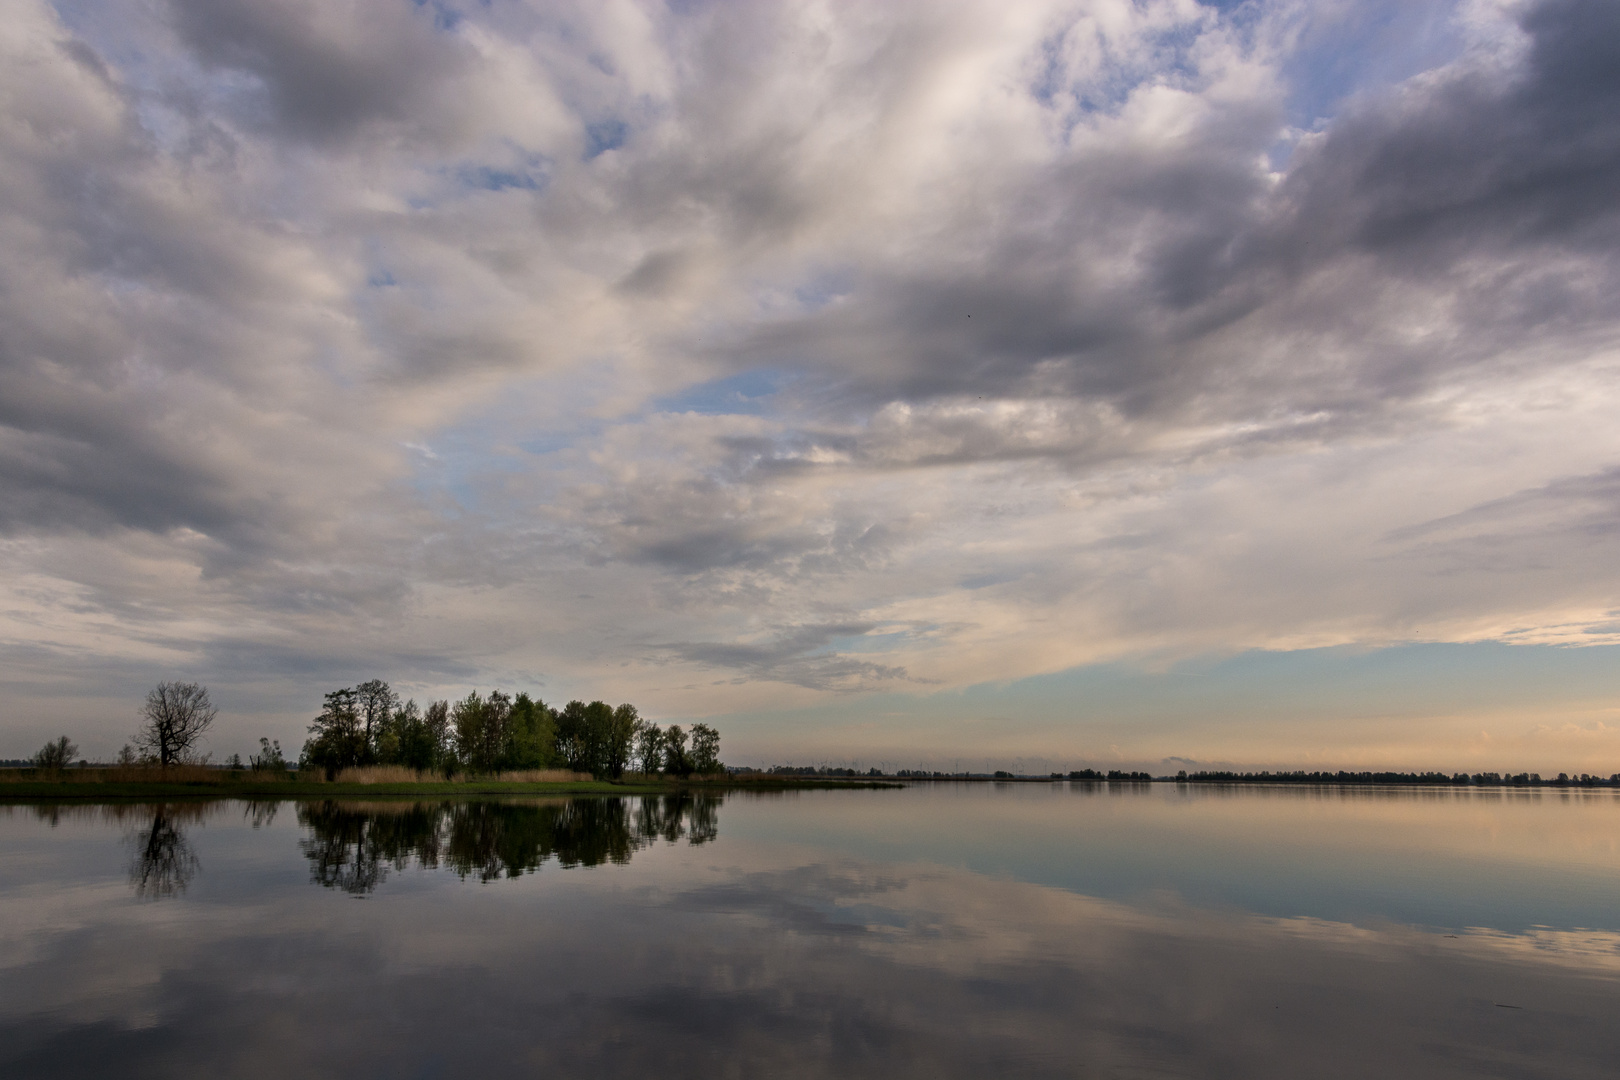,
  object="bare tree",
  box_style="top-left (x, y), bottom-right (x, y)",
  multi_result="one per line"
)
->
top-left (136, 681), bottom-right (217, 766)
top-left (33, 735), bottom-right (78, 772)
